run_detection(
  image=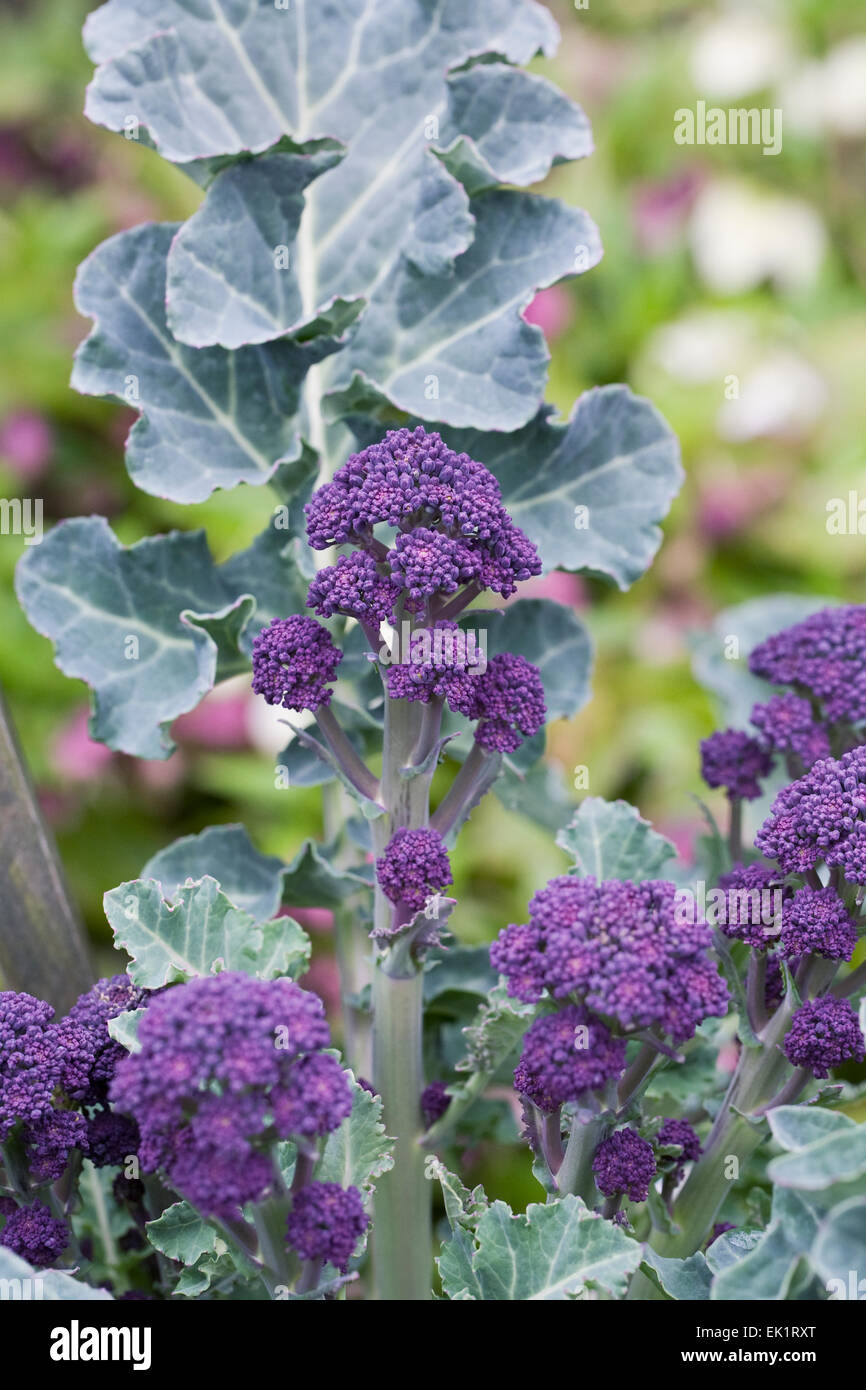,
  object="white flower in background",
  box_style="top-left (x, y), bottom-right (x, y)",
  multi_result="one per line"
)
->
top-left (689, 181), bottom-right (826, 294)
top-left (690, 11), bottom-right (791, 99)
top-left (717, 351), bottom-right (827, 441)
top-left (648, 310), bottom-right (754, 383)
top-left (246, 687), bottom-right (316, 757)
top-left (781, 38), bottom-right (866, 138)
